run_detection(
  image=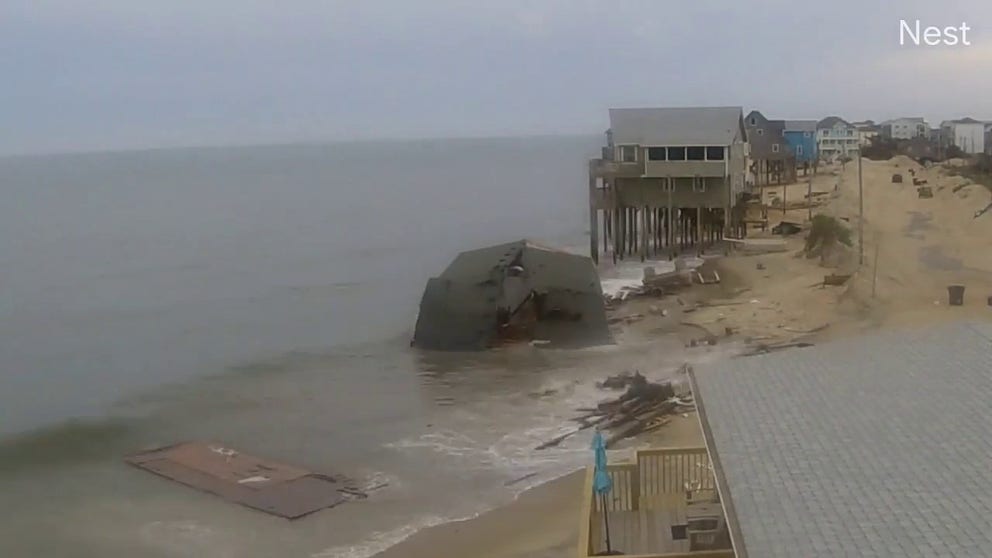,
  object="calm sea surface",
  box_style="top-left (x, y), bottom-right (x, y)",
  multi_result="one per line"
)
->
top-left (0, 136), bottom-right (695, 557)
